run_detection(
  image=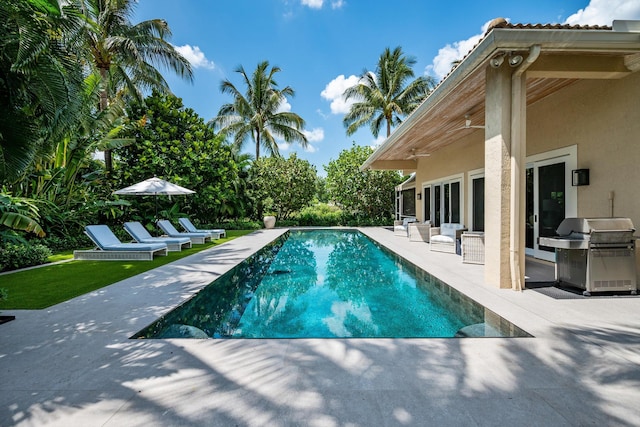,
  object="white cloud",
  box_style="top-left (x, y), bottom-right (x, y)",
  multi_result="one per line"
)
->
top-left (564, 0), bottom-right (640, 25)
top-left (278, 141), bottom-right (291, 151)
top-left (424, 21), bottom-right (493, 81)
top-left (321, 74), bottom-right (359, 114)
top-left (277, 99), bottom-right (292, 113)
top-left (331, 0), bottom-right (345, 9)
top-left (174, 44), bottom-right (215, 70)
top-left (301, 0), bottom-right (323, 9)
top-left (370, 135), bottom-right (386, 149)
top-left (303, 128), bottom-right (324, 142)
